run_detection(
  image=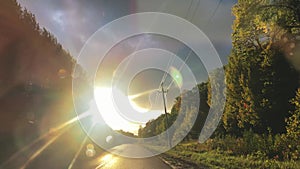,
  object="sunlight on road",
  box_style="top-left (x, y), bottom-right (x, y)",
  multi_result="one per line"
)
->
top-left (95, 154), bottom-right (118, 169)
